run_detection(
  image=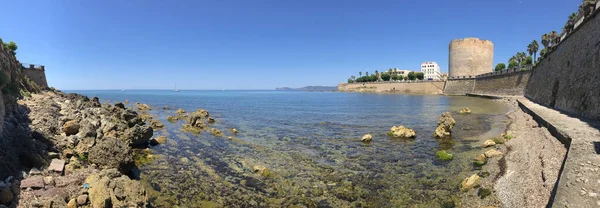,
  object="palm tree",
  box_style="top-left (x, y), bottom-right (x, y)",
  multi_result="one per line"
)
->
top-left (366, 72), bottom-right (369, 77)
top-left (359, 72), bottom-right (362, 78)
top-left (541, 33), bottom-right (550, 49)
top-left (549, 31), bottom-right (560, 48)
top-left (565, 12), bottom-right (577, 33)
top-left (531, 40), bottom-right (539, 61)
top-left (375, 70), bottom-right (379, 82)
top-left (351, 75), bottom-right (355, 80)
top-left (388, 69), bottom-right (393, 82)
